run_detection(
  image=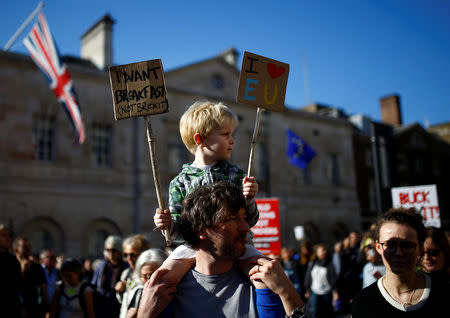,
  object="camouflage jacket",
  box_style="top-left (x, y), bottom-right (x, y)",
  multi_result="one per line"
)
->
top-left (168, 160), bottom-right (259, 244)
